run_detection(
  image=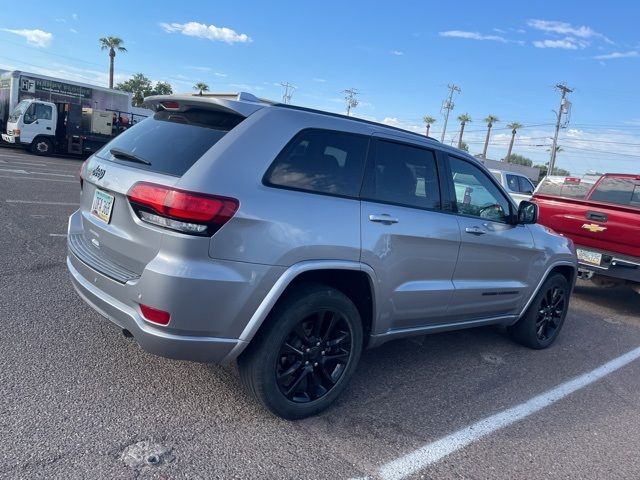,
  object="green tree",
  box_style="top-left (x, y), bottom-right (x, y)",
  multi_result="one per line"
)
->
top-left (152, 81), bottom-right (173, 96)
top-left (482, 115), bottom-right (499, 159)
top-left (457, 113), bottom-right (471, 149)
top-left (194, 82), bottom-right (210, 95)
top-left (507, 153), bottom-right (533, 167)
top-left (99, 36), bottom-right (127, 89)
top-left (116, 74), bottom-right (173, 106)
top-left (505, 121), bottom-right (523, 163)
top-left (423, 115), bottom-right (436, 137)
top-left (459, 141), bottom-right (469, 152)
